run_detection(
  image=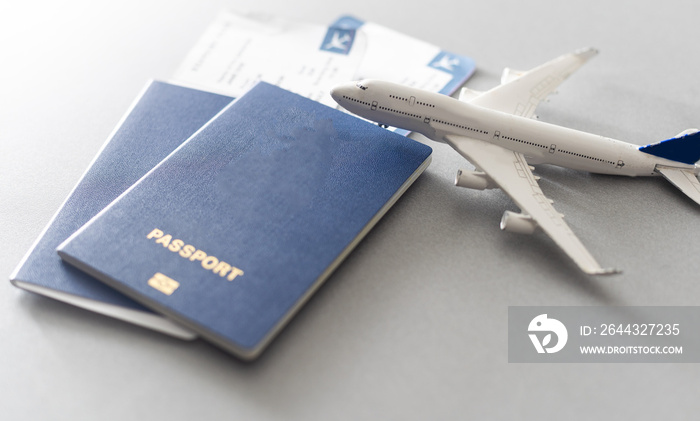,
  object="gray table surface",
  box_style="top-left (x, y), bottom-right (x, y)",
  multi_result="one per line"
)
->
top-left (2, 1), bottom-right (699, 419)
